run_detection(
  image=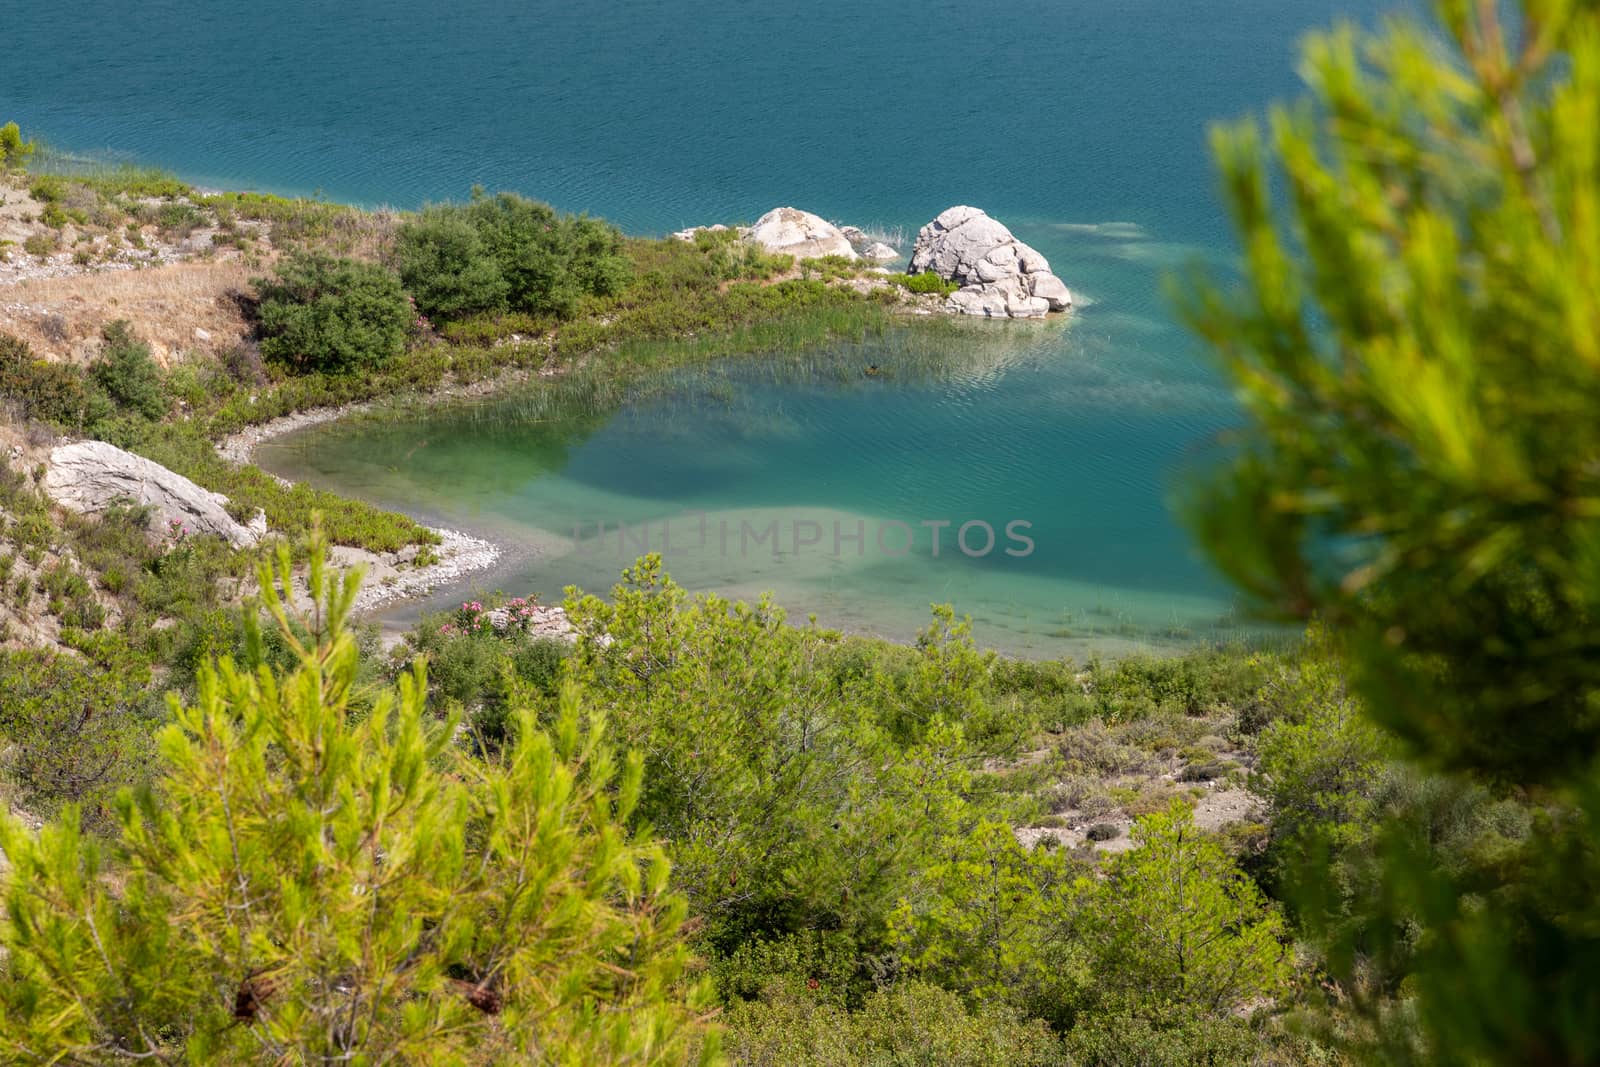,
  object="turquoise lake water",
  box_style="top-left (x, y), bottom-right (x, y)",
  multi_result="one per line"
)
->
top-left (5, 0), bottom-right (1400, 654)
